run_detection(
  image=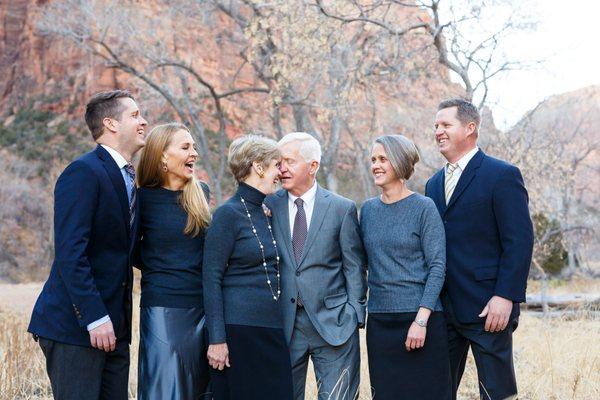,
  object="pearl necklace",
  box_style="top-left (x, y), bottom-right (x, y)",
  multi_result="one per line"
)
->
top-left (240, 197), bottom-right (281, 301)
